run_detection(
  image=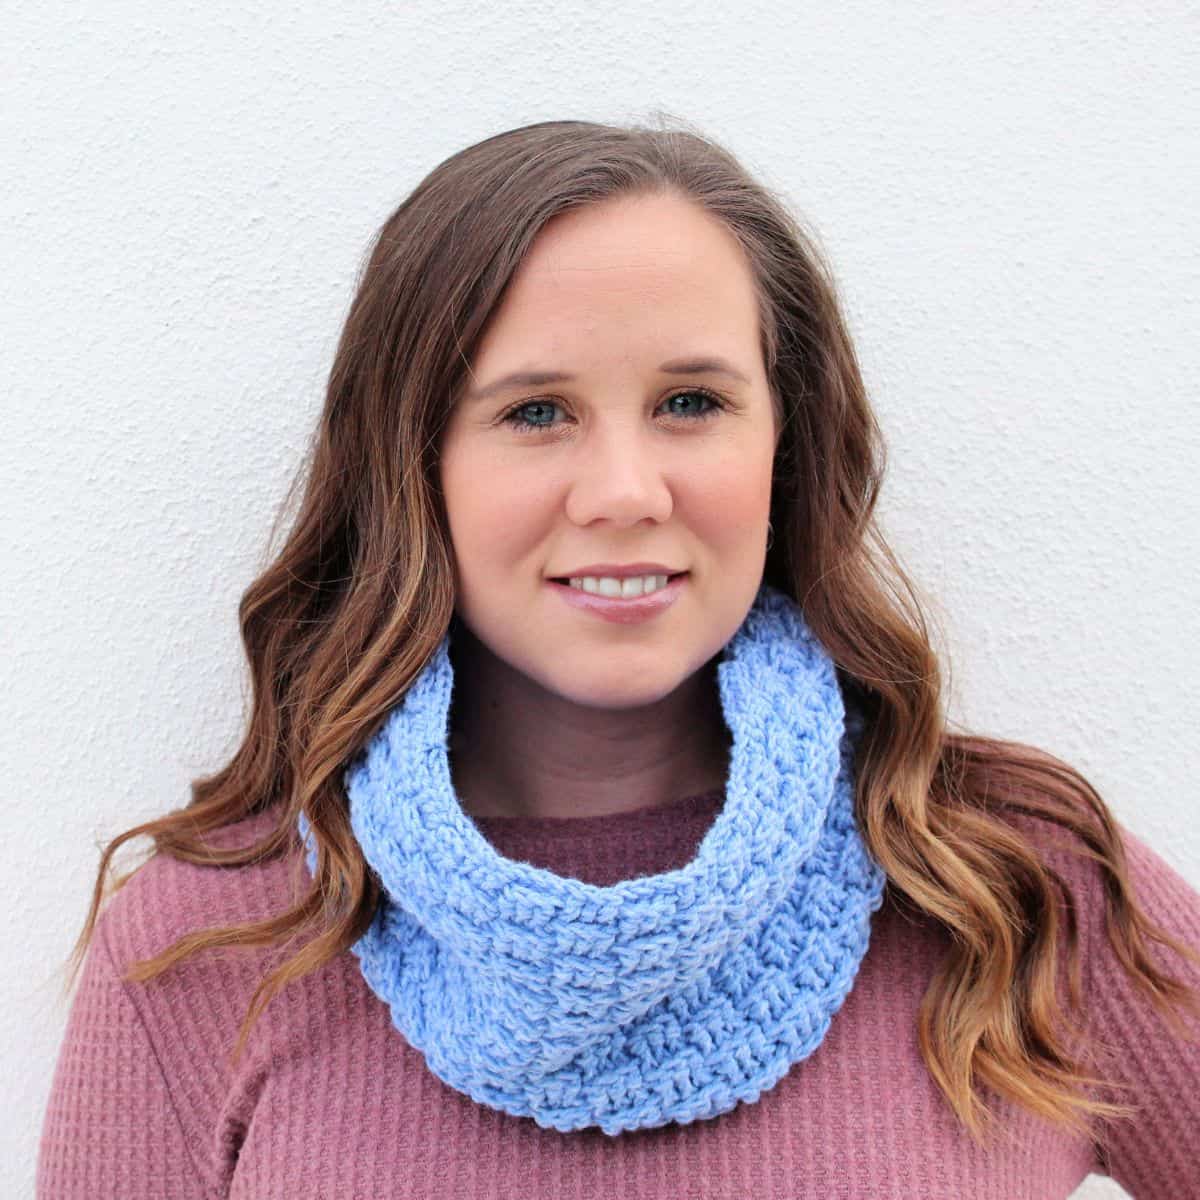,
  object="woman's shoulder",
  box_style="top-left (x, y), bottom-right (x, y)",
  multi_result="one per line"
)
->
top-left (998, 803), bottom-right (1200, 930)
top-left (42, 808), bottom-right (323, 1197)
top-left (998, 802), bottom-right (1200, 1191)
top-left (95, 805), bottom-right (305, 978)
top-left (994, 801), bottom-right (1200, 984)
